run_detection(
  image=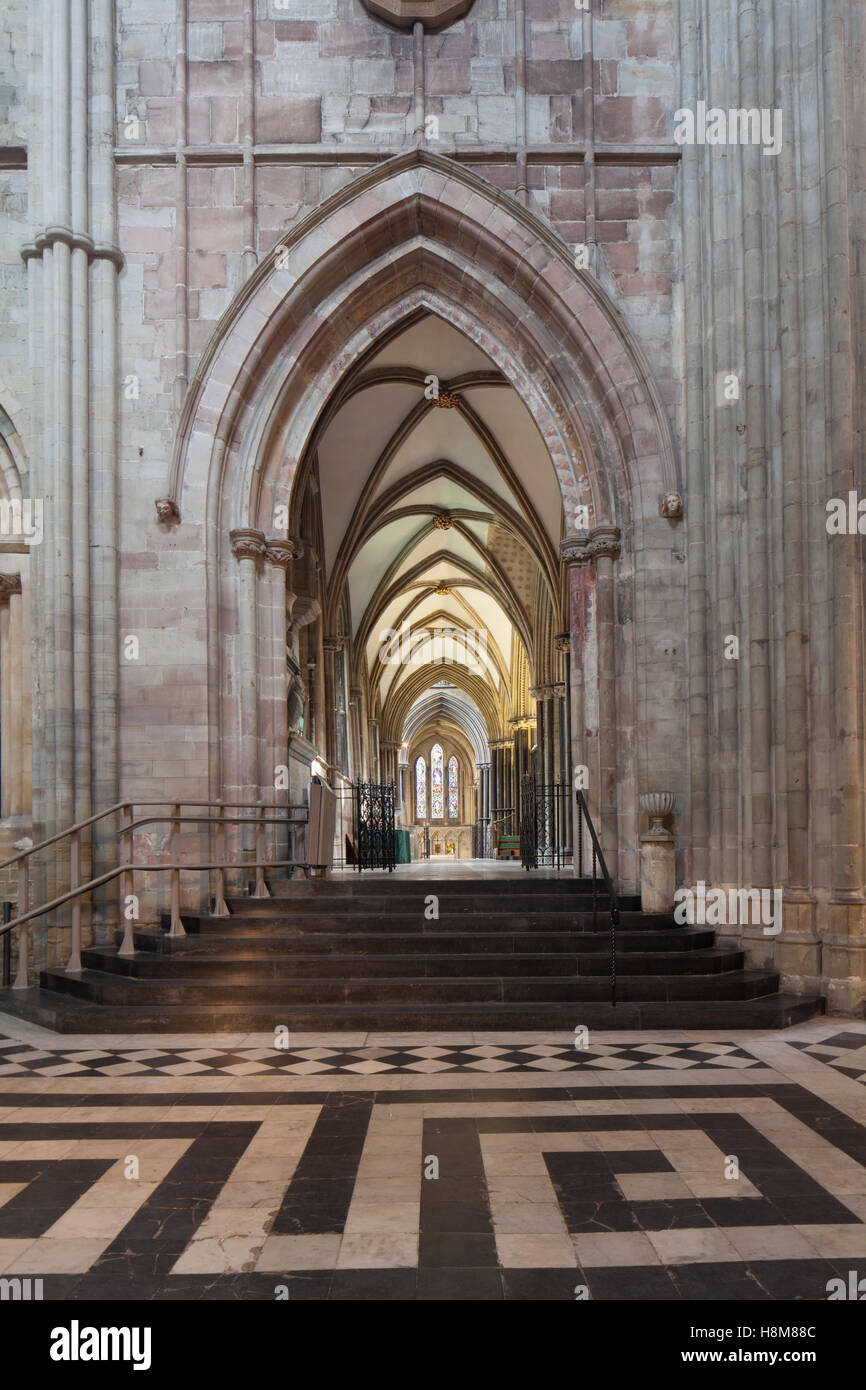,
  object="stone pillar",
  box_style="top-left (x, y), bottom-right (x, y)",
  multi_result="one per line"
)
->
top-left (230, 529), bottom-right (266, 807)
top-left (0, 578), bottom-right (13, 819)
top-left (322, 635), bottom-right (343, 779)
top-left (263, 538), bottom-right (299, 859)
top-left (349, 685), bottom-right (362, 780)
top-left (381, 739), bottom-right (400, 798)
top-left (88, 0), bottom-right (122, 932)
top-left (368, 719), bottom-right (380, 781)
top-left (561, 527), bottom-right (622, 878)
top-left (0, 575), bottom-right (28, 820)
